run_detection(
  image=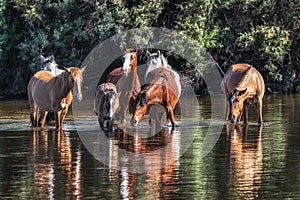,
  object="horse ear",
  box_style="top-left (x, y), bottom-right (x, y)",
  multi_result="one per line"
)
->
top-left (50, 55), bottom-right (55, 61)
top-left (80, 66), bottom-right (87, 73)
top-left (64, 67), bottom-right (71, 73)
top-left (40, 55), bottom-right (45, 62)
top-left (146, 50), bottom-right (151, 57)
top-left (157, 50), bottom-right (161, 57)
